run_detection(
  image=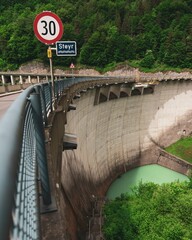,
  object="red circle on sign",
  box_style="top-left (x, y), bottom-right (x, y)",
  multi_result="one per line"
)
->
top-left (33, 11), bottom-right (64, 44)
